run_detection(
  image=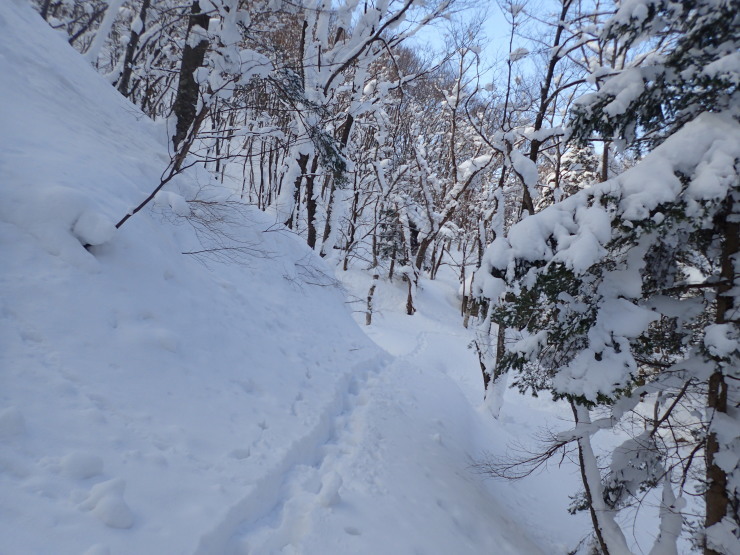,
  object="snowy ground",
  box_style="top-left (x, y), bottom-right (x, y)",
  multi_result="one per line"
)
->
top-left (0, 2), bottom-right (592, 553)
top-left (333, 268), bottom-right (592, 554)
